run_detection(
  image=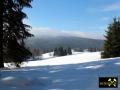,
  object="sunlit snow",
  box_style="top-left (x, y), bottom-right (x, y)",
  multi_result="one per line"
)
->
top-left (1, 52), bottom-right (120, 90)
